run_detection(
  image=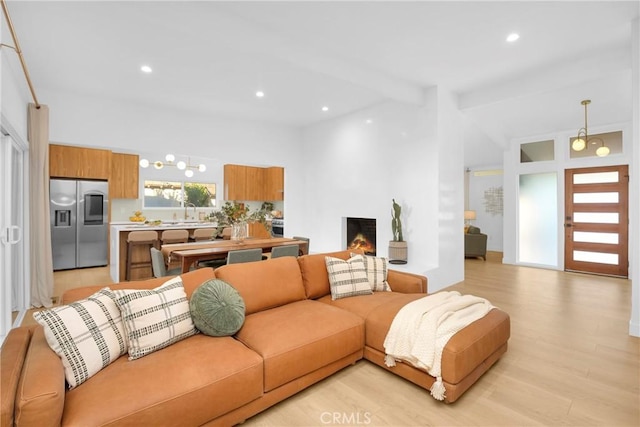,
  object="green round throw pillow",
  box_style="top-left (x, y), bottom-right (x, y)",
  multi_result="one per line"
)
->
top-left (190, 279), bottom-right (245, 336)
